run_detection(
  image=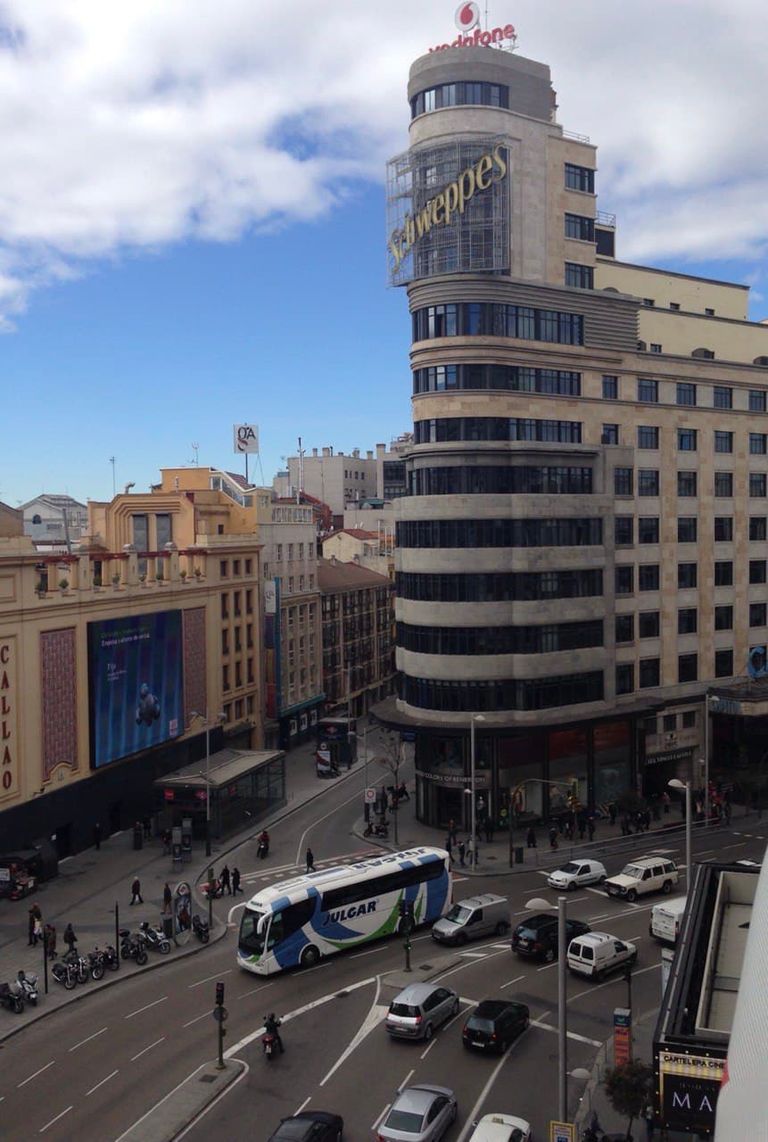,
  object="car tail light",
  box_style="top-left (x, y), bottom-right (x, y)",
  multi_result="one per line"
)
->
top-left (491, 1032), bottom-right (497, 1040)
top-left (414, 1013), bottom-right (422, 1024)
